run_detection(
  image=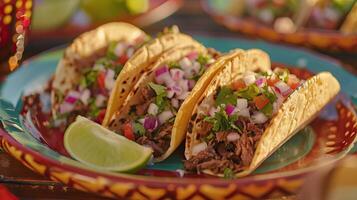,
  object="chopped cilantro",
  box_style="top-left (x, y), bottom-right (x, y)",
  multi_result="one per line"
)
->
top-left (204, 132), bottom-right (215, 142)
top-left (133, 122), bottom-right (145, 136)
top-left (262, 86), bottom-right (277, 103)
top-left (168, 61), bottom-right (181, 69)
top-left (261, 103), bottom-right (273, 117)
top-left (88, 98), bottom-right (100, 118)
top-left (277, 69), bottom-right (290, 82)
top-left (215, 86), bottom-right (237, 106)
top-left (204, 106), bottom-right (241, 132)
top-left (106, 42), bottom-right (119, 60)
top-left (84, 70), bottom-right (99, 87)
top-left (148, 82), bottom-right (169, 113)
top-left (223, 168), bottom-right (234, 179)
top-left (235, 84), bottom-right (260, 100)
top-left (148, 82), bottom-right (166, 96)
top-left (197, 54), bottom-right (209, 66)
